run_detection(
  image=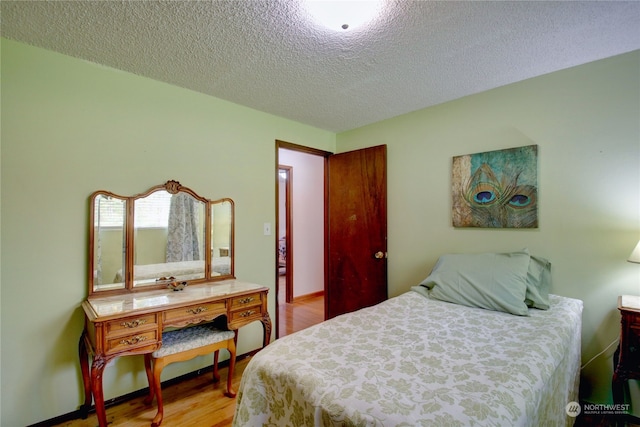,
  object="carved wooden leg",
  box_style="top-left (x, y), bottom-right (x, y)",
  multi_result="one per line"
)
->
top-left (226, 339), bottom-right (237, 398)
top-left (78, 332), bottom-right (92, 419)
top-left (212, 350), bottom-right (221, 382)
top-left (143, 354), bottom-right (155, 405)
top-left (151, 359), bottom-right (166, 427)
top-left (90, 355), bottom-right (109, 427)
top-left (261, 312), bottom-right (272, 348)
